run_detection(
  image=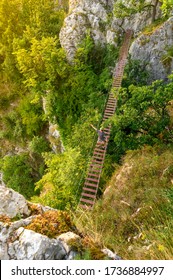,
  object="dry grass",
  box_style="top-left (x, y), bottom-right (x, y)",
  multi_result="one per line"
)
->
top-left (74, 145), bottom-right (173, 259)
top-left (26, 210), bottom-right (77, 238)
